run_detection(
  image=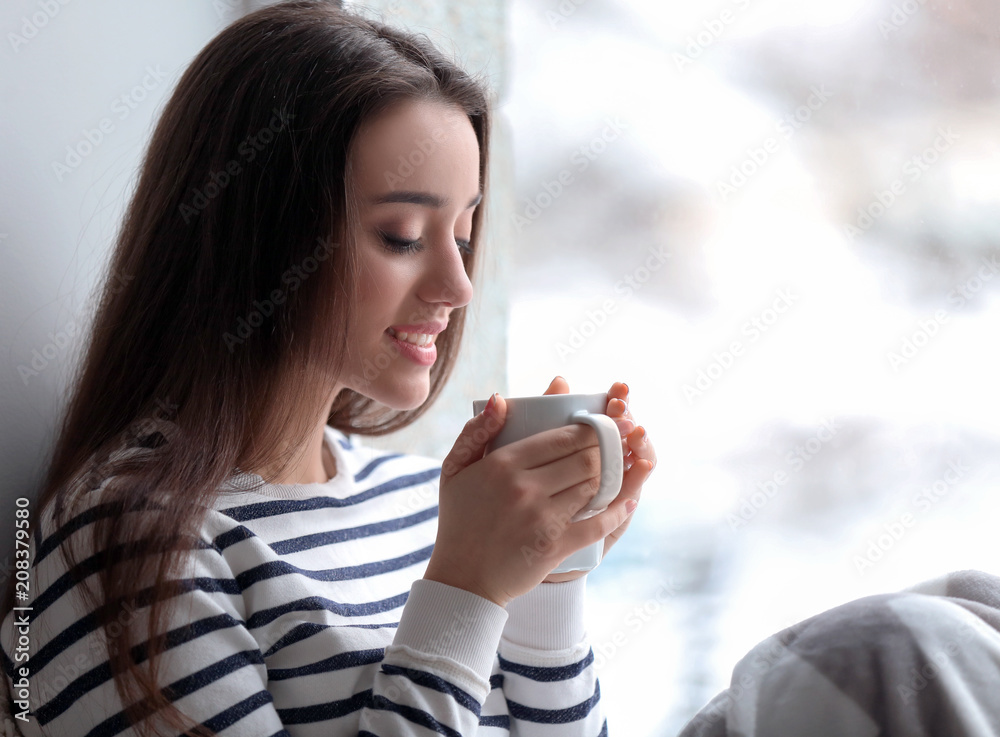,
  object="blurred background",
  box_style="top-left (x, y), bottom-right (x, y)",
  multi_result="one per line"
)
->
top-left (498, 0), bottom-right (1000, 733)
top-left (3, 0), bottom-right (999, 735)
